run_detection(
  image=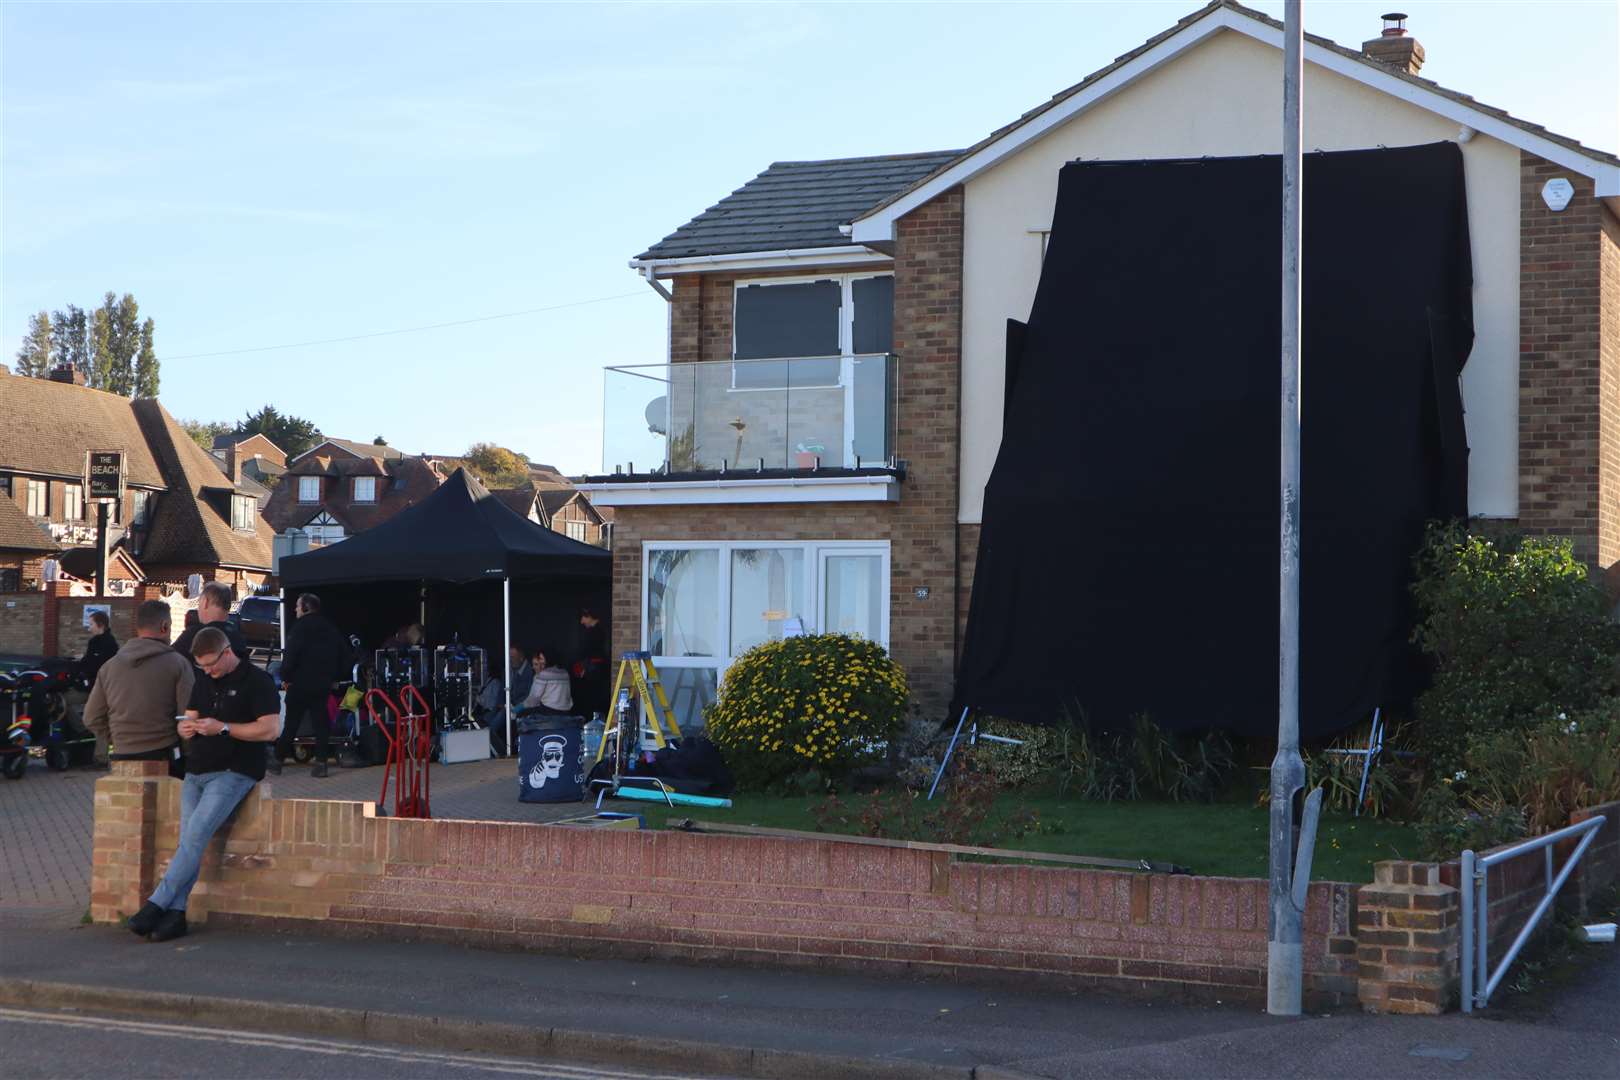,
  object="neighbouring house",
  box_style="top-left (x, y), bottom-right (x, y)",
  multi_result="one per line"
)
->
top-left (494, 479), bottom-right (611, 548)
top-left (210, 432), bottom-right (287, 489)
top-left (261, 438), bottom-right (442, 550)
top-left (0, 366), bottom-right (275, 593)
top-left (577, 0), bottom-right (1620, 723)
